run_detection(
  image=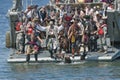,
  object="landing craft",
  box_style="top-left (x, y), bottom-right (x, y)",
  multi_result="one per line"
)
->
top-left (6, 0), bottom-right (120, 63)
